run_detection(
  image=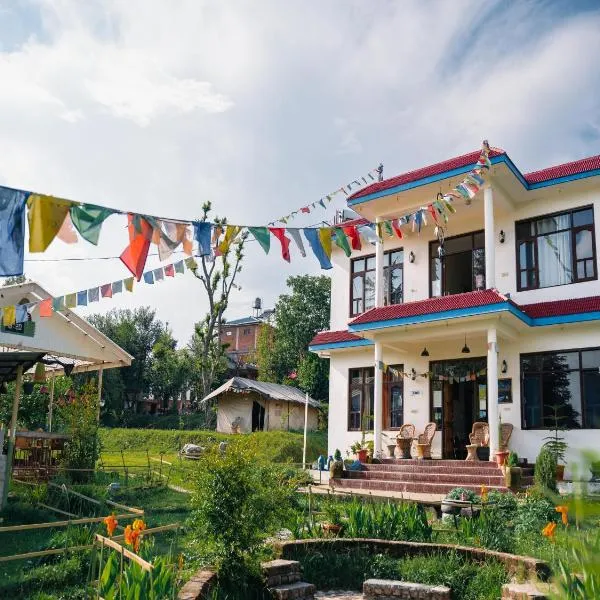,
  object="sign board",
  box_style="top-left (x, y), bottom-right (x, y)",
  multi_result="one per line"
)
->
top-left (498, 378), bottom-right (512, 404)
